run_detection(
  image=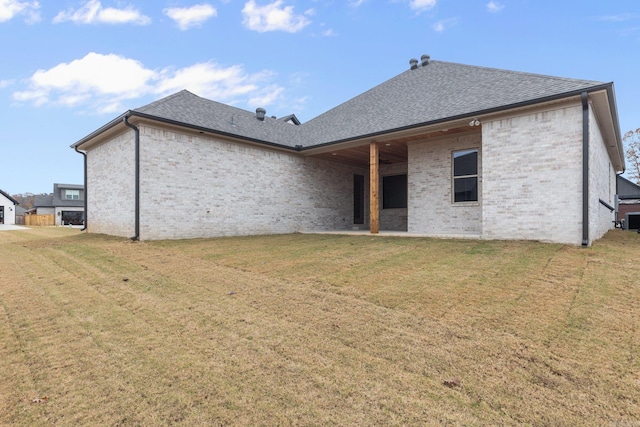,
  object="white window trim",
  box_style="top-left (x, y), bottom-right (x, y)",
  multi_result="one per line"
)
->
top-left (65, 189), bottom-right (80, 200)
